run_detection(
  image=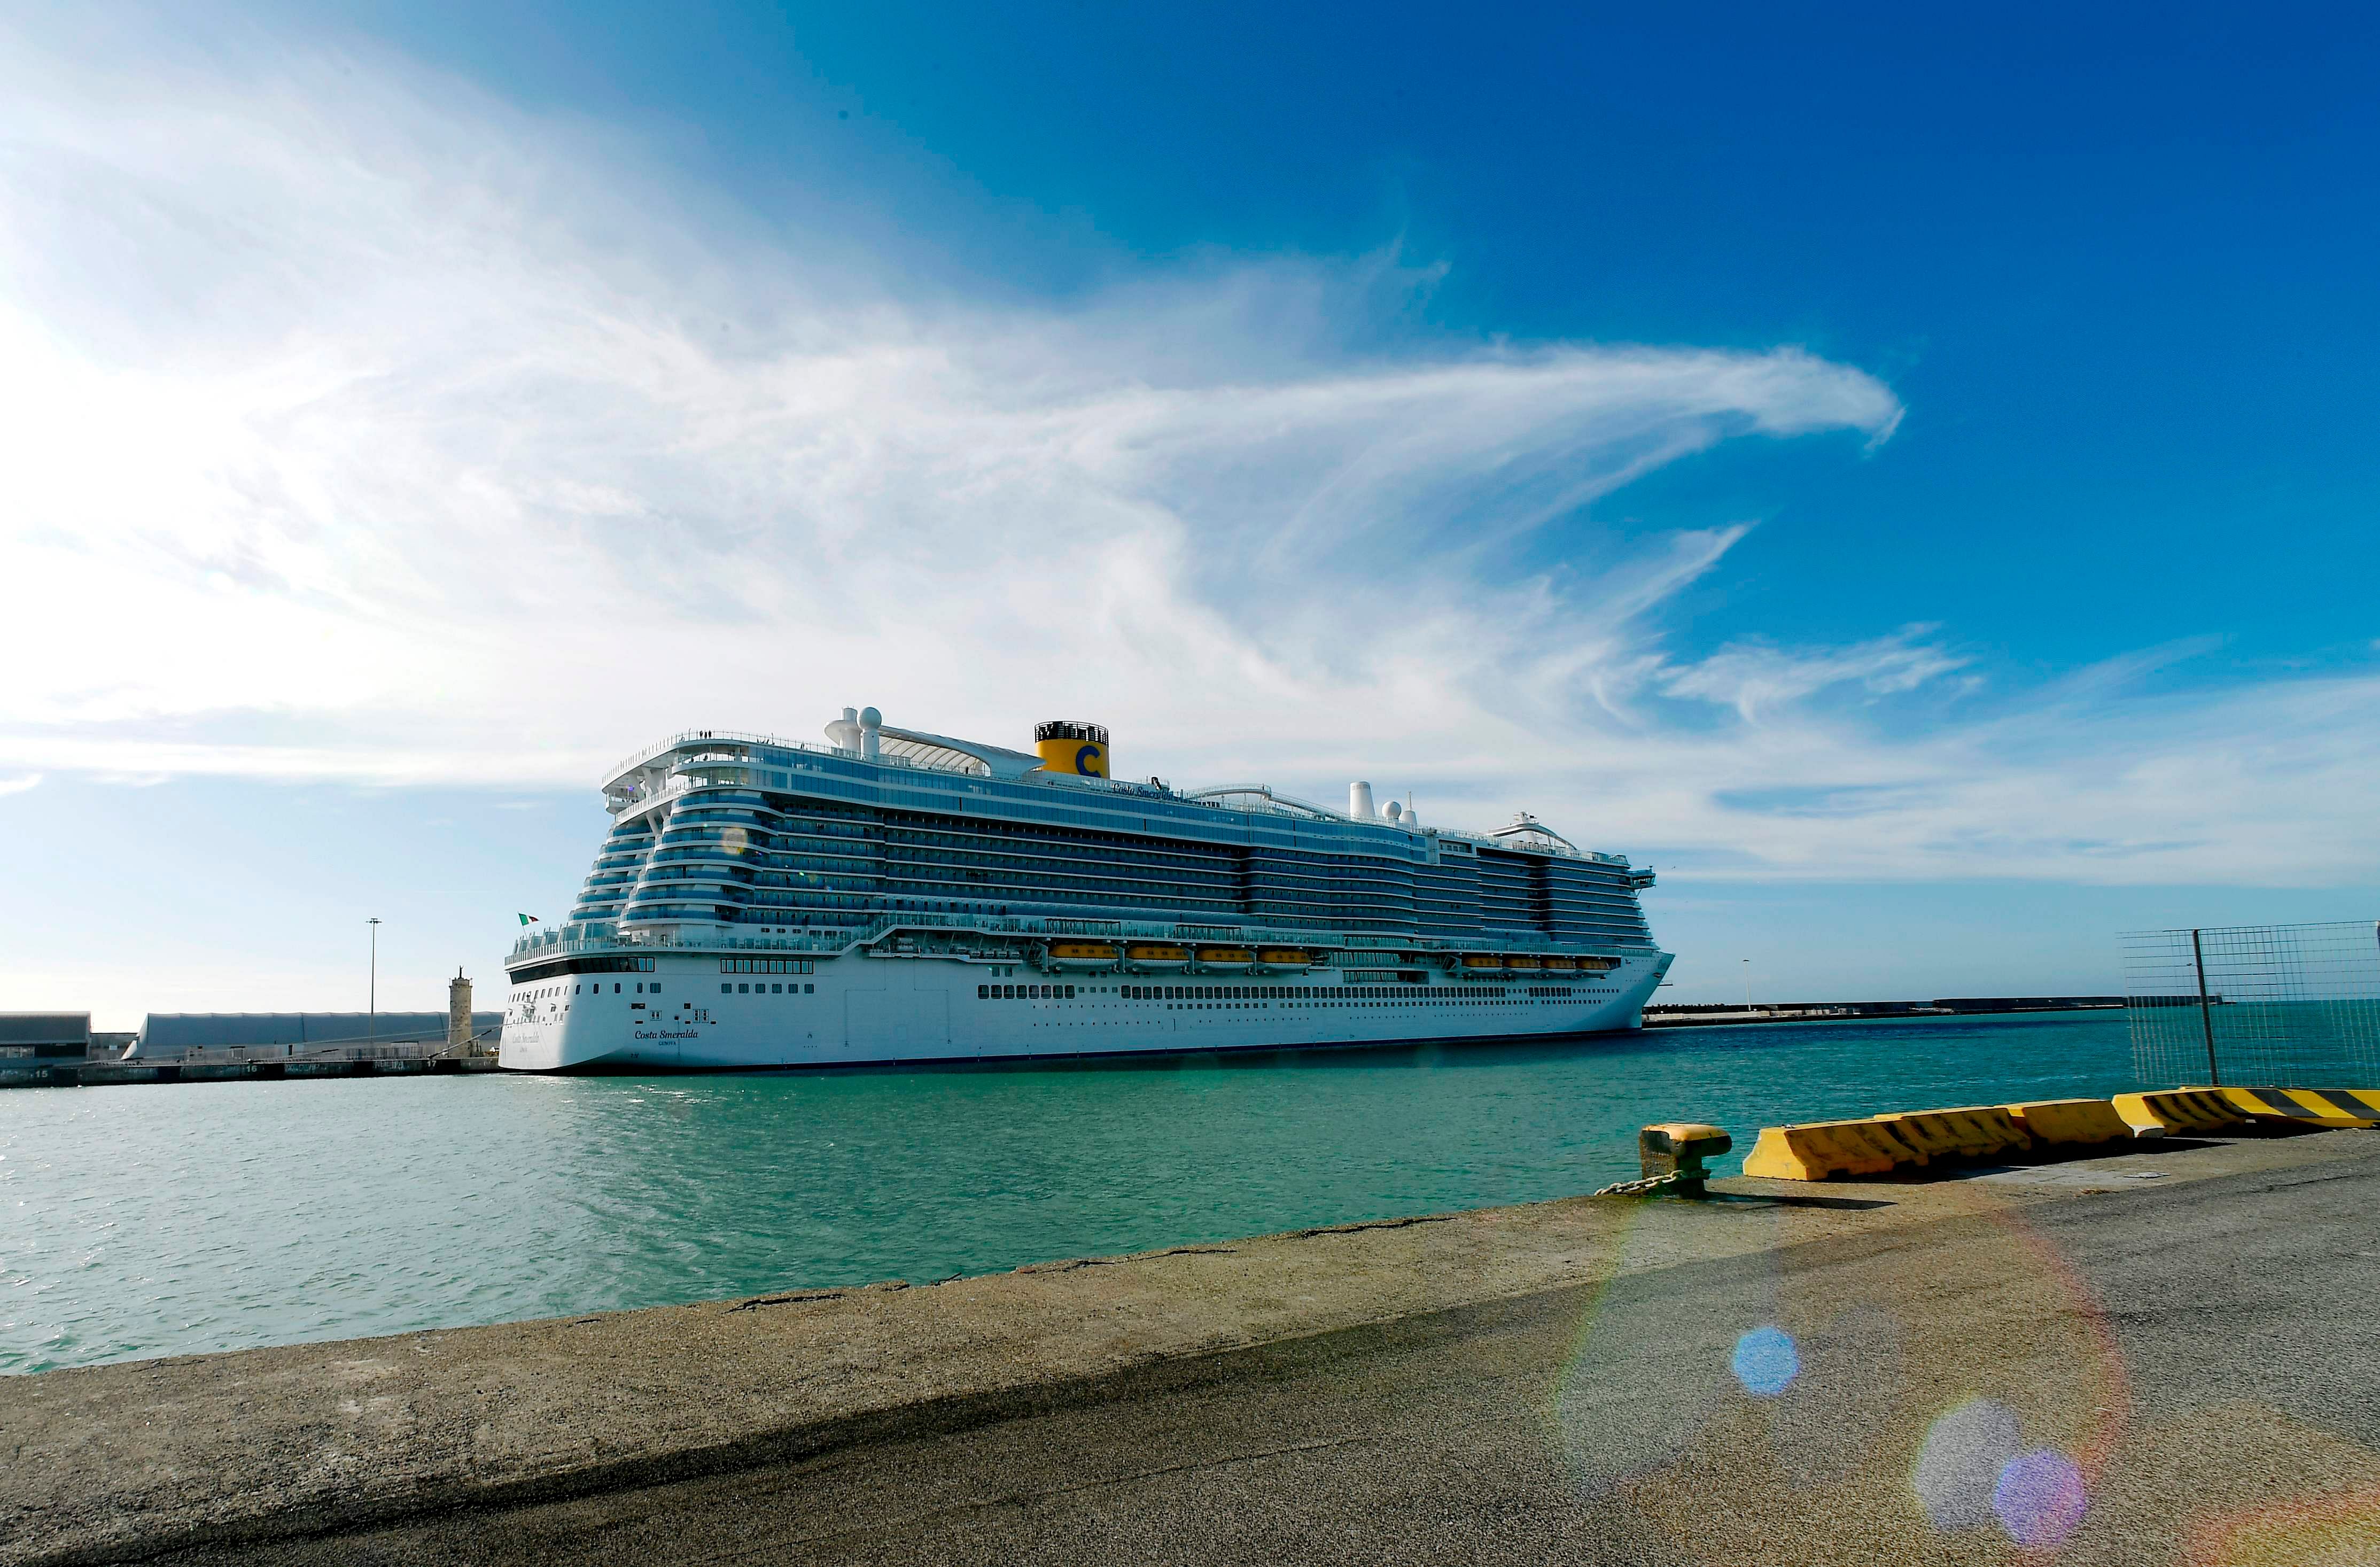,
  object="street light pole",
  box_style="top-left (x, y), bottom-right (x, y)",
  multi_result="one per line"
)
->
top-left (1743, 957), bottom-right (1752, 1012)
top-left (368, 917), bottom-right (382, 1046)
